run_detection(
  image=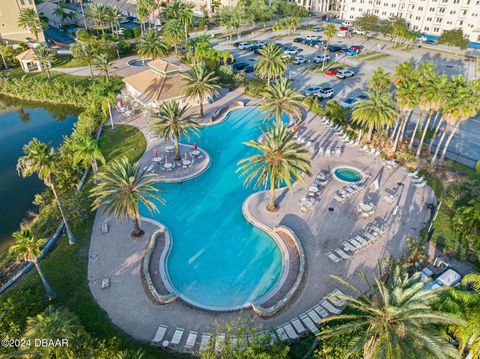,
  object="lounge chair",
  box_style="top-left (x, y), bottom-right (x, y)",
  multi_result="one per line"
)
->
top-left (101, 223), bottom-right (109, 234)
top-left (306, 309), bottom-right (322, 323)
top-left (333, 194), bottom-right (344, 203)
top-left (327, 252), bottom-right (341, 263)
top-left (371, 225), bottom-right (384, 234)
top-left (349, 238), bottom-right (361, 249)
top-left (184, 331), bottom-right (198, 353)
top-left (343, 242), bottom-right (356, 252)
top-left (300, 314), bottom-right (319, 334)
top-left (328, 289), bottom-right (347, 307)
top-left (411, 176), bottom-right (425, 183)
top-left (275, 326), bottom-right (288, 341)
top-left (336, 148), bottom-right (341, 156)
top-left (414, 181), bottom-right (426, 188)
top-left (320, 299), bottom-right (342, 314)
top-left (199, 333), bottom-right (212, 351)
top-left (335, 248), bottom-right (351, 260)
top-left (169, 328), bottom-right (185, 349)
top-left (313, 304), bottom-right (330, 318)
top-left (215, 333), bottom-right (225, 351)
top-left (283, 323), bottom-right (299, 340)
top-left (355, 235), bottom-right (367, 246)
top-left (318, 147), bottom-right (324, 156)
top-left (101, 277), bottom-right (110, 289)
top-left (325, 148), bottom-right (331, 156)
top-left (407, 168), bottom-right (419, 177)
top-left (152, 325), bottom-right (168, 345)
top-left (291, 318), bottom-right (307, 335)
top-left (363, 232), bottom-right (376, 241)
